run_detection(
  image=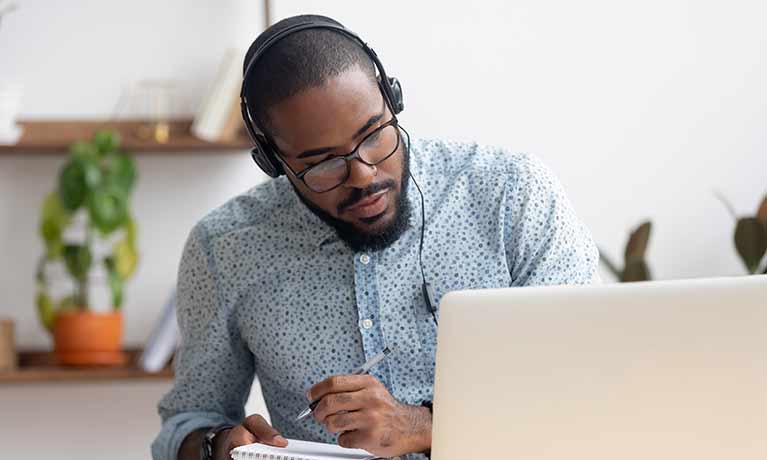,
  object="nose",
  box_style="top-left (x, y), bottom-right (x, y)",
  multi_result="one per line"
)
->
top-left (343, 158), bottom-right (377, 189)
